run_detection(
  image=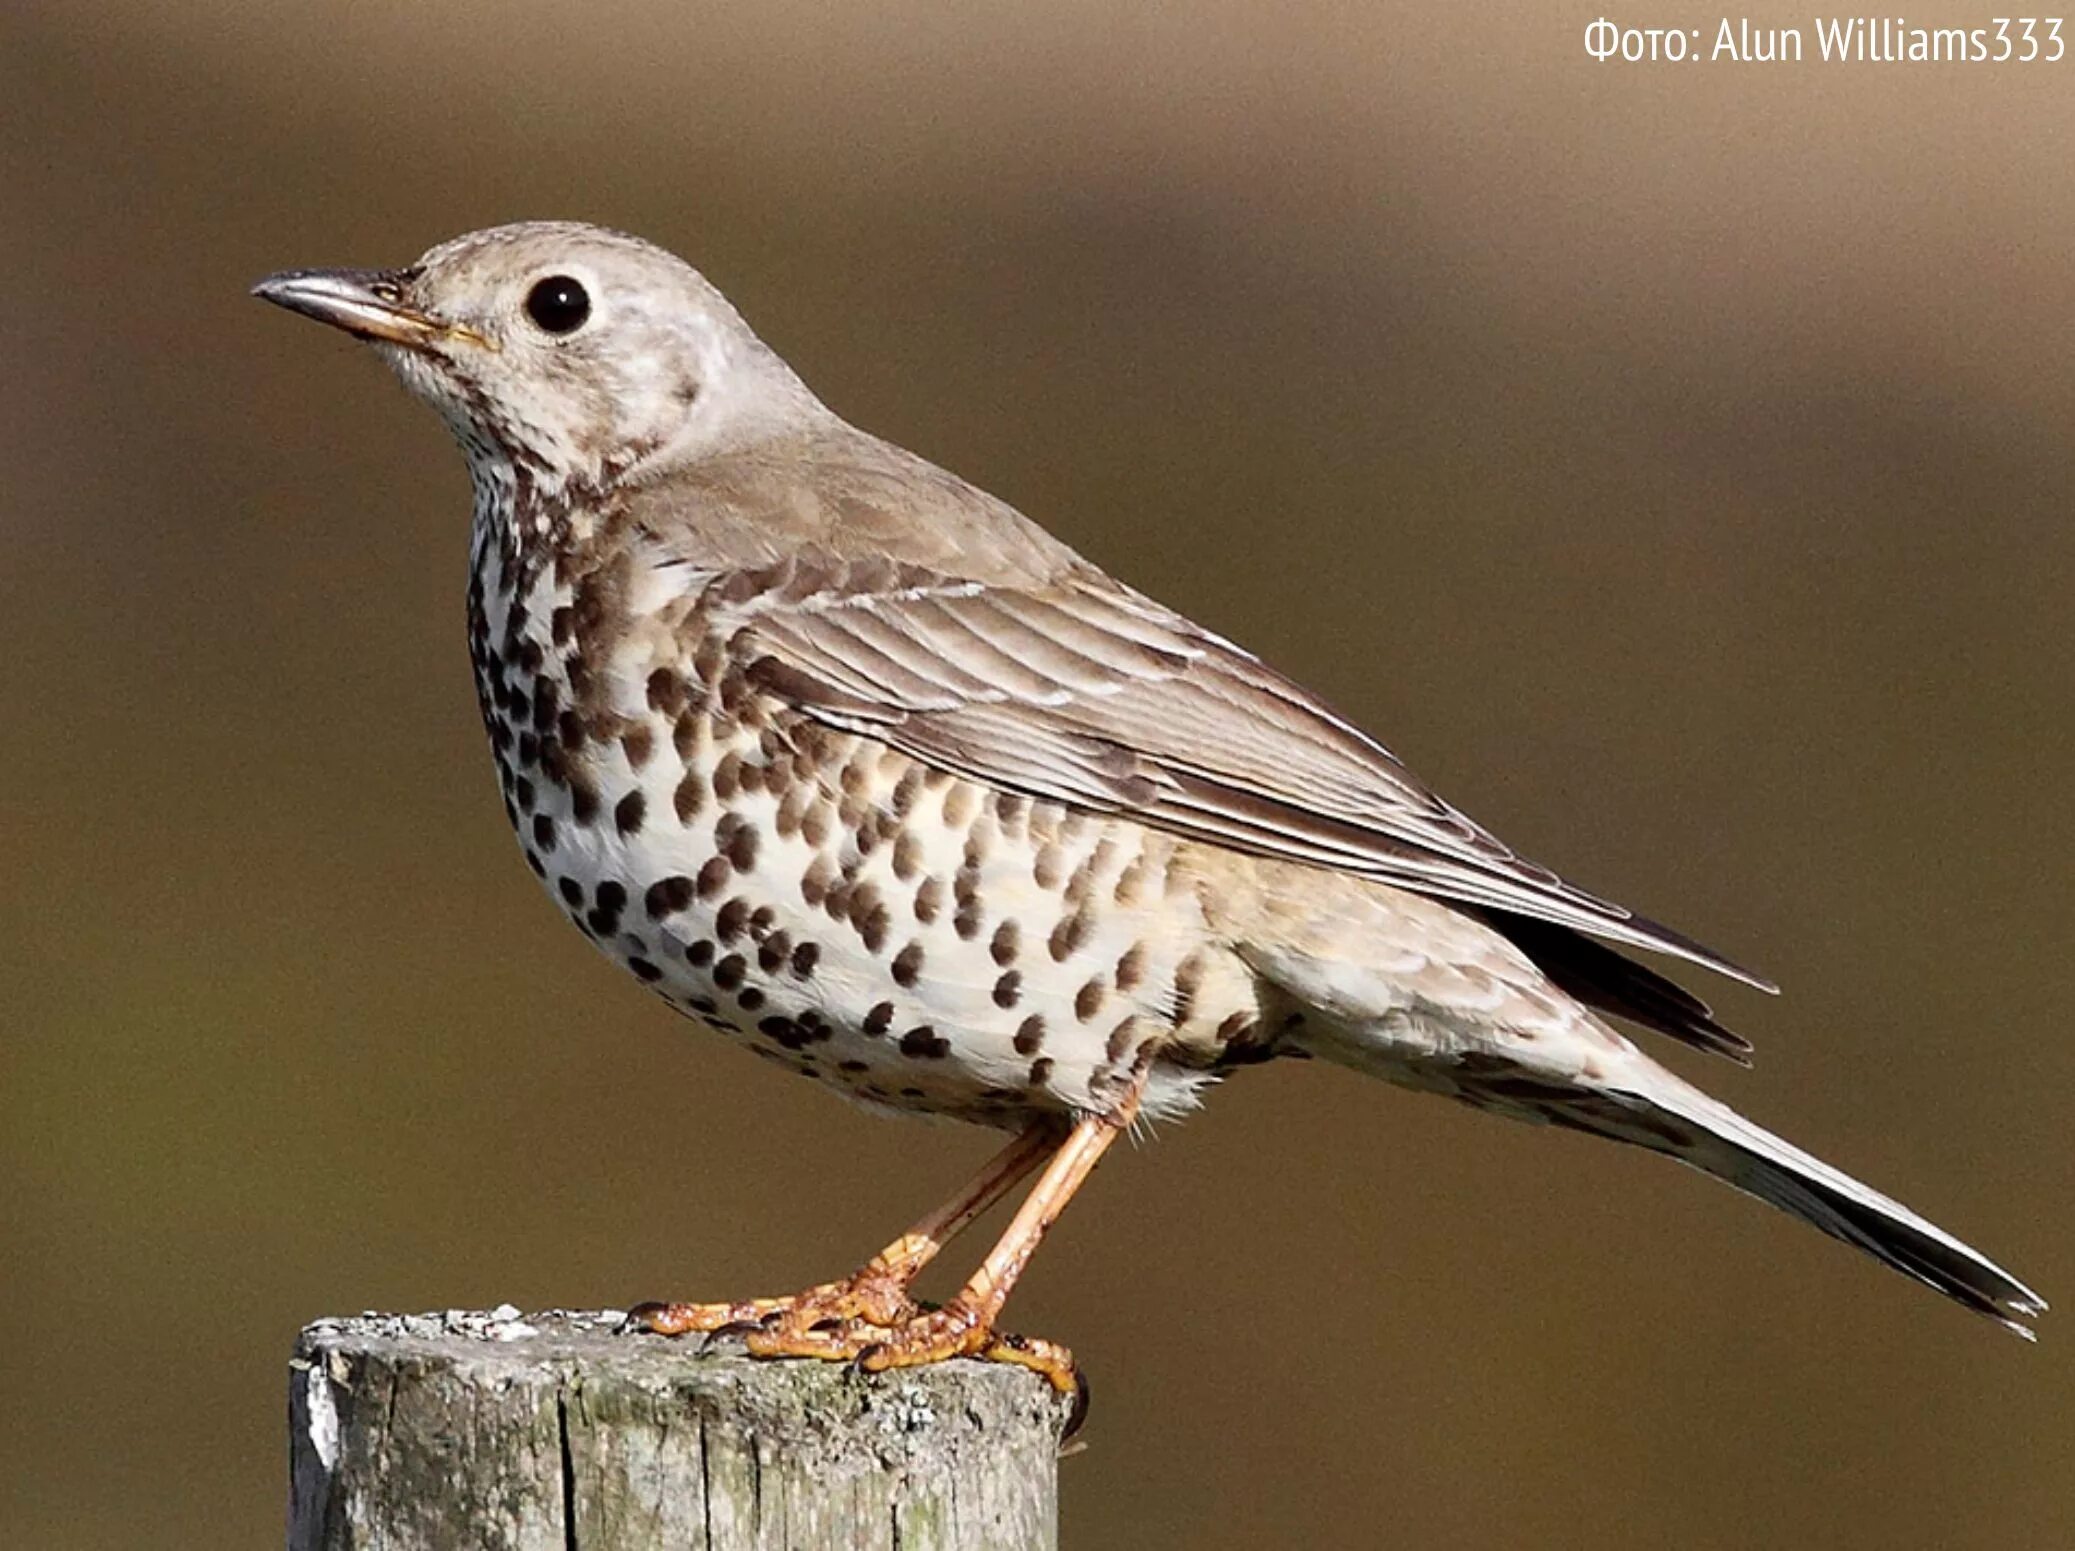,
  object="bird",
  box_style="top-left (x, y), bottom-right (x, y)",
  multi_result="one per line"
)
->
top-left (254, 220), bottom-right (2042, 1396)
